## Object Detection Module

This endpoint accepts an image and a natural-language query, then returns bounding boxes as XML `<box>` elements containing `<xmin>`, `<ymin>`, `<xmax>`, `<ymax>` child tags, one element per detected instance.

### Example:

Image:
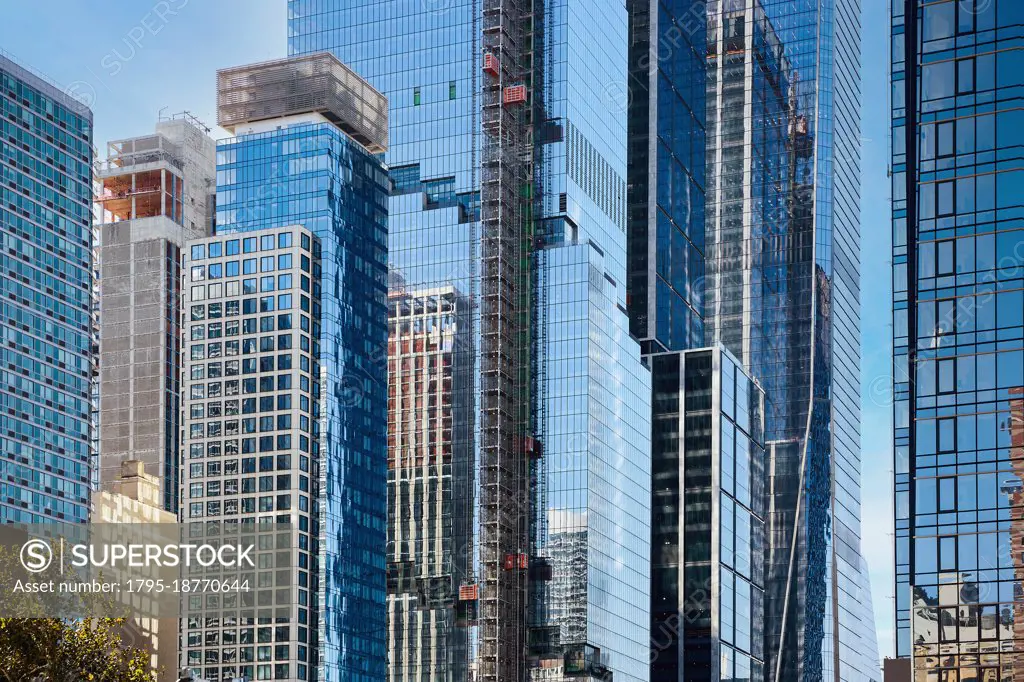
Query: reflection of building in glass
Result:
<box><xmin>647</xmin><ymin>347</ymin><xmax>766</xmax><ymax>682</ymax></box>
<box><xmin>290</xmin><ymin>2</ymin><xmax>653</xmax><ymax>682</ymax></box>
<box><xmin>386</xmin><ymin>286</ymin><xmax>473</xmax><ymax>682</ymax></box>
<box><xmin>529</xmin><ymin>243</ymin><xmax>653</xmax><ymax>682</ymax></box>
<box><xmin>705</xmin><ymin>0</ymin><xmax>789</xmax><ymax>418</ymax></box>
<box><xmin>701</xmin><ymin>0</ymin><xmax>872</xmax><ymax>678</ymax></box>
<box><xmin>892</xmin><ymin>0</ymin><xmax>1024</xmax><ymax>678</ymax></box>
<box><xmin>0</xmin><ymin>53</ymin><xmax>94</xmax><ymax>523</ymax></box>
<box><xmin>626</xmin><ymin>0</ymin><xmax>708</xmax><ymax>354</ymax></box>
<box><xmin>209</xmin><ymin>52</ymin><xmax>391</xmax><ymax>682</ymax></box>
<box><xmin>95</xmin><ymin>114</ymin><xmax>215</xmax><ymax>511</ymax></box>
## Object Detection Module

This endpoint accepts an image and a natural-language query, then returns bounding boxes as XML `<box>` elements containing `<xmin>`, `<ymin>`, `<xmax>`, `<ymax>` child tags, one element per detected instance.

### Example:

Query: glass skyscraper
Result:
<box><xmin>892</xmin><ymin>0</ymin><xmax>1024</xmax><ymax>678</ymax></box>
<box><xmin>647</xmin><ymin>347</ymin><xmax>767</xmax><ymax>682</ymax></box>
<box><xmin>0</xmin><ymin>52</ymin><xmax>94</xmax><ymax>523</ymax></box>
<box><xmin>213</xmin><ymin>53</ymin><xmax>390</xmax><ymax>682</ymax></box>
<box><xmin>289</xmin><ymin>1</ymin><xmax>653</xmax><ymax>681</ymax></box>
<box><xmin>627</xmin><ymin>0</ymin><xmax>874</xmax><ymax>678</ymax></box>
<box><xmin>626</xmin><ymin>0</ymin><xmax>708</xmax><ymax>355</ymax></box>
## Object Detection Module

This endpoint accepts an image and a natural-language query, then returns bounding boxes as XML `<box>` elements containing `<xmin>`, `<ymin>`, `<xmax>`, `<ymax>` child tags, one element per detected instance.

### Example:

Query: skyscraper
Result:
<box><xmin>647</xmin><ymin>347</ymin><xmax>767</xmax><ymax>682</ymax></box>
<box><xmin>892</xmin><ymin>0</ymin><xmax>1024</xmax><ymax>677</ymax></box>
<box><xmin>212</xmin><ymin>53</ymin><xmax>390</xmax><ymax>682</ymax></box>
<box><xmin>626</xmin><ymin>0</ymin><xmax>708</xmax><ymax>355</ymax></box>
<box><xmin>626</xmin><ymin>0</ymin><xmax>873</xmax><ymax>678</ymax></box>
<box><xmin>0</xmin><ymin>52</ymin><xmax>94</xmax><ymax>523</ymax></box>
<box><xmin>181</xmin><ymin>225</ymin><xmax>322</xmax><ymax>682</ymax></box>
<box><xmin>95</xmin><ymin>113</ymin><xmax>216</xmax><ymax>512</ymax></box>
<box><xmin>697</xmin><ymin>0</ymin><xmax>871</xmax><ymax>679</ymax></box>
<box><xmin>288</xmin><ymin>1</ymin><xmax>653</xmax><ymax>681</ymax></box>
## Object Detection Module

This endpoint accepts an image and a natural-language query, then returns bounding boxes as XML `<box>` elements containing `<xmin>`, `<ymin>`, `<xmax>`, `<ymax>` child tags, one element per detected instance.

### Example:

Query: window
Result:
<box><xmin>414</xmin><ymin>87</ymin><xmax>421</xmax><ymax>106</ymax></box>
<box><xmin>936</xmin><ymin>181</ymin><xmax>954</xmax><ymax>216</ymax></box>
<box><xmin>923</xmin><ymin>2</ymin><xmax>954</xmax><ymax>41</ymax></box>
<box><xmin>957</xmin><ymin>58</ymin><xmax>974</xmax><ymax>94</ymax></box>
<box><xmin>923</xmin><ymin>61</ymin><xmax>955</xmax><ymax>101</ymax></box>
<box><xmin>449</xmin><ymin>81</ymin><xmax>457</xmax><ymax>100</ymax></box>
<box><xmin>191</xmin><ymin>245</ymin><xmax>206</xmax><ymax>261</ymax></box>
<box><xmin>937</xmin><ymin>240</ymin><xmax>953</xmax><ymax>274</ymax></box>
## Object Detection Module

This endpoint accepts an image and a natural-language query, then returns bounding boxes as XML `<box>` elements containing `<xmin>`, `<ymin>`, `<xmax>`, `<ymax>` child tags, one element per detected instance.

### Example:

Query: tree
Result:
<box><xmin>0</xmin><ymin>617</ymin><xmax>155</xmax><ymax>682</ymax></box>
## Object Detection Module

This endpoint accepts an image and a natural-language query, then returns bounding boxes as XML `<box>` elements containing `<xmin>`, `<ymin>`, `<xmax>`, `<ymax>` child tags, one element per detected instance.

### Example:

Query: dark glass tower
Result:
<box><xmin>629</xmin><ymin>0</ymin><xmax>874</xmax><ymax>678</ymax></box>
<box><xmin>626</xmin><ymin>0</ymin><xmax>708</xmax><ymax>355</ymax></box>
<box><xmin>648</xmin><ymin>347</ymin><xmax>767</xmax><ymax>682</ymax></box>
<box><xmin>0</xmin><ymin>52</ymin><xmax>94</xmax><ymax>523</ymax></box>
<box><xmin>892</xmin><ymin>0</ymin><xmax>1024</xmax><ymax>677</ymax></box>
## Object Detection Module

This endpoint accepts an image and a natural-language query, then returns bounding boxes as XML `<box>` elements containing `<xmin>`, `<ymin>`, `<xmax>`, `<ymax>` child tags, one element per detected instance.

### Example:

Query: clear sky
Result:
<box><xmin>0</xmin><ymin>0</ymin><xmax>897</xmax><ymax>662</ymax></box>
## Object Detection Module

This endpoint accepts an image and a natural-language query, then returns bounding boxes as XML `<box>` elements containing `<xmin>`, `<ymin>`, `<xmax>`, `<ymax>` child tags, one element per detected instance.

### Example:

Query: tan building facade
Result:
<box><xmin>92</xmin><ymin>459</ymin><xmax>179</xmax><ymax>682</ymax></box>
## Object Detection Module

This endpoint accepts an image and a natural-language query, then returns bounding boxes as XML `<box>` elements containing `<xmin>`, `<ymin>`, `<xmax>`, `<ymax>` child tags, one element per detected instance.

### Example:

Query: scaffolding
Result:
<box><xmin>94</xmin><ymin>134</ymin><xmax>185</xmax><ymax>224</ymax></box>
<box><xmin>216</xmin><ymin>52</ymin><xmax>388</xmax><ymax>154</ymax></box>
<box><xmin>479</xmin><ymin>0</ymin><xmax>531</xmax><ymax>678</ymax></box>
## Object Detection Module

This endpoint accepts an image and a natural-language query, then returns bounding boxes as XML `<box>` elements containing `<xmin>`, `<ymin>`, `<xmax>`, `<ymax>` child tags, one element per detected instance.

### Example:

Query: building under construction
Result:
<box><xmin>289</xmin><ymin>1</ymin><xmax>653</xmax><ymax>680</ymax></box>
<box><xmin>94</xmin><ymin>113</ymin><xmax>215</xmax><ymax>512</ymax></box>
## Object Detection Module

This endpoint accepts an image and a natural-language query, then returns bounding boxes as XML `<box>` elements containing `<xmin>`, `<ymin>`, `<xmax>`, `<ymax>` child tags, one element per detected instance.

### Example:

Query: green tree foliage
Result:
<box><xmin>0</xmin><ymin>617</ymin><xmax>155</xmax><ymax>682</ymax></box>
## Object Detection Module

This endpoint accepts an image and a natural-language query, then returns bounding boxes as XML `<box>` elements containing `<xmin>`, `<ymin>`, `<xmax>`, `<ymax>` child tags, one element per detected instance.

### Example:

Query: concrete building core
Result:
<box><xmin>95</xmin><ymin>113</ymin><xmax>216</xmax><ymax>511</ymax></box>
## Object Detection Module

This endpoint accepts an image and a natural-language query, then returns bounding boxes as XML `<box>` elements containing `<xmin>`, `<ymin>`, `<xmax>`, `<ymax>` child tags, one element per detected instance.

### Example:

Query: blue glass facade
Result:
<box><xmin>627</xmin><ymin>0</ymin><xmax>708</xmax><ymax>354</ymax></box>
<box><xmin>0</xmin><ymin>53</ymin><xmax>93</xmax><ymax>523</ymax></box>
<box><xmin>891</xmin><ymin>0</ymin><xmax>1024</xmax><ymax>677</ymax></box>
<box><xmin>698</xmin><ymin>0</ymin><xmax>872</xmax><ymax>680</ymax></box>
<box><xmin>531</xmin><ymin>243</ymin><xmax>652</xmax><ymax>682</ymax></box>
<box><xmin>215</xmin><ymin>122</ymin><xmax>389</xmax><ymax>682</ymax></box>
<box><xmin>289</xmin><ymin>2</ymin><xmax>653</xmax><ymax>681</ymax></box>
<box><xmin>290</xmin><ymin>4</ymin><xmax>491</xmax><ymax>680</ymax></box>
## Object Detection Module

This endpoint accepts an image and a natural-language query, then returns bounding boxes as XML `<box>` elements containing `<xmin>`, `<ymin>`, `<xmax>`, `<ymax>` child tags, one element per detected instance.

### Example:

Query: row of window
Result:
<box><xmin>190</xmin><ymin>232</ymin><xmax>306</xmax><ymax>261</ymax></box>
<box><xmin>188</xmin><ymin>495</ymin><xmax>302</xmax><ymax>517</ymax></box>
<box><xmin>189</xmin><ymin>474</ymin><xmax>302</xmax><ymax>498</ymax></box>
<box><xmin>190</xmin><ymin>393</ymin><xmax>306</xmax><ymax>417</ymax></box>
<box><xmin>188</xmin><ymin>416</ymin><xmax>298</xmax><ymax>440</ymax></box>
<box><xmin>187</xmin><ymin>454</ymin><xmax>306</xmax><ymax>477</ymax></box>
<box><xmin>191</xmin><ymin>254</ymin><xmax>297</xmax><ymax>282</ymax></box>
<box><xmin>191</xmin><ymin>277</ymin><xmax>314</xmax><ymax>303</ymax></box>
<box><xmin>187</xmin><ymin>372</ymin><xmax>312</xmax><ymax>399</ymax></box>
<box><xmin>189</xmin><ymin>332</ymin><xmax>311</xmax><ymax>361</ymax></box>
<box><xmin>191</xmin><ymin>312</ymin><xmax>297</xmax><ymax>342</ymax></box>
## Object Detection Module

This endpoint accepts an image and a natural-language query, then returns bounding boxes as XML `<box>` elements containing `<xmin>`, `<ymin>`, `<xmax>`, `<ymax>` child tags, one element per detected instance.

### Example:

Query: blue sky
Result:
<box><xmin>0</xmin><ymin>0</ymin><xmax>896</xmax><ymax>661</ymax></box>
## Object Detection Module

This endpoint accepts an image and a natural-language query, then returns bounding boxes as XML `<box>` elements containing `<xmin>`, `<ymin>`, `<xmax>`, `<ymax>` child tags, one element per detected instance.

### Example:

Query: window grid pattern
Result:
<box><xmin>892</xmin><ymin>0</ymin><xmax>1024</xmax><ymax>677</ymax></box>
<box><xmin>216</xmin><ymin>121</ymin><xmax>390</xmax><ymax>682</ymax></box>
<box><xmin>0</xmin><ymin>54</ymin><xmax>93</xmax><ymax>523</ymax></box>
<box><xmin>182</xmin><ymin>227</ymin><xmax>321</xmax><ymax>682</ymax></box>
